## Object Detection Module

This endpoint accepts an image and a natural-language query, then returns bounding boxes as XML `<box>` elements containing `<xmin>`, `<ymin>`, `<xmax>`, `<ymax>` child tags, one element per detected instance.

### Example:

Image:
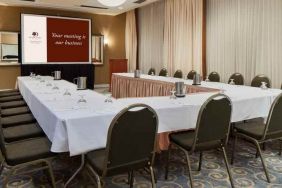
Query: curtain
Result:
<box><xmin>125</xmin><ymin>10</ymin><xmax>137</xmax><ymax>72</ymax></box>
<box><xmin>138</xmin><ymin>1</ymin><xmax>165</xmax><ymax>74</ymax></box>
<box><xmin>207</xmin><ymin>0</ymin><xmax>282</xmax><ymax>88</ymax></box>
<box><xmin>164</xmin><ymin>0</ymin><xmax>203</xmax><ymax>76</ymax></box>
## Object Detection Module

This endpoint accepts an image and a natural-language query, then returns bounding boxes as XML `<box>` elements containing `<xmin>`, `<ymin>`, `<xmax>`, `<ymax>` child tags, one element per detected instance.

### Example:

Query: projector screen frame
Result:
<box><xmin>21</xmin><ymin>13</ymin><xmax>92</xmax><ymax>65</ymax></box>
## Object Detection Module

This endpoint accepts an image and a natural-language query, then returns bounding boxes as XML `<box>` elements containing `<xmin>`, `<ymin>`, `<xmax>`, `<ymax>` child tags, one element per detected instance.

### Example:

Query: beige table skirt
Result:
<box><xmin>111</xmin><ymin>74</ymin><xmax>218</xmax><ymax>150</ymax></box>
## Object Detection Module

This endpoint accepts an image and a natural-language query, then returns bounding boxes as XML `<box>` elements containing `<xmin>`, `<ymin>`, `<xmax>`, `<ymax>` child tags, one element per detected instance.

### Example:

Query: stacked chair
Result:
<box><xmin>0</xmin><ymin>89</ymin><xmax>56</xmax><ymax>187</ymax></box>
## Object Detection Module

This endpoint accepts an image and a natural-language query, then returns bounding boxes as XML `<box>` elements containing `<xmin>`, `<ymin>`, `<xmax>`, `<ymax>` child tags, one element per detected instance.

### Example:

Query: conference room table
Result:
<box><xmin>18</xmin><ymin>75</ymin><xmax>282</xmax><ymax>157</ymax></box>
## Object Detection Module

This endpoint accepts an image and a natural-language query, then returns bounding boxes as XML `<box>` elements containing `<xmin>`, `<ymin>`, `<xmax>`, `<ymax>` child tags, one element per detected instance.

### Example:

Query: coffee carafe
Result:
<box><xmin>134</xmin><ymin>70</ymin><xmax>141</xmax><ymax>78</ymax></box>
<box><xmin>192</xmin><ymin>73</ymin><xmax>201</xmax><ymax>85</ymax></box>
<box><xmin>52</xmin><ymin>71</ymin><xmax>61</xmax><ymax>80</ymax></box>
<box><xmin>175</xmin><ymin>82</ymin><xmax>186</xmax><ymax>97</ymax></box>
<box><xmin>73</xmin><ymin>77</ymin><xmax>87</xmax><ymax>90</ymax></box>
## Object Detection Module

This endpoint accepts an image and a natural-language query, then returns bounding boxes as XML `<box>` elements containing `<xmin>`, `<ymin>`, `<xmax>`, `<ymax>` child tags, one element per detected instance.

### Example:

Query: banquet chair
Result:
<box><xmin>1</xmin><ymin>113</ymin><xmax>36</xmax><ymax>128</ymax></box>
<box><xmin>187</xmin><ymin>70</ymin><xmax>197</xmax><ymax>80</ymax></box>
<box><xmin>165</xmin><ymin>94</ymin><xmax>234</xmax><ymax>188</ymax></box>
<box><xmin>0</xmin><ymin>106</ymin><xmax>30</xmax><ymax>117</ymax></box>
<box><xmin>85</xmin><ymin>104</ymin><xmax>158</xmax><ymax>188</ymax></box>
<box><xmin>228</xmin><ymin>73</ymin><xmax>244</xmax><ymax>85</ymax></box>
<box><xmin>0</xmin><ymin>107</ymin><xmax>44</xmax><ymax>142</ymax></box>
<box><xmin>0</xmin><ymin>91</ymin><xmax>21</xmax><ymax>98</ymax></box>
<box><xmin>0</xmin><ymin>95</ymin><xmax>23</xmax><ymax>103</ymax></box>
<box><xmin>231</xmin><ymin>93</ymin><xmax>282</xmax><ymax>183</ymax></box>
<box><xmin>0</xmin><ymin>124</ymin><xmax>56</xmax><ymax>187</ymax></box>
<box><xmin>0</xmin><ymin>89</ymin><xmax>19</xmax><ymax>95</ymax></box>
<box><xmin>173</xmin><ymin>70</ymin><xmax>183</xmax><ymax>78</ymax></box>
<box><xmin>159</xmin><ymin>68</ymin><xmax>168</xmax><ymax>77</ymax></box>
<box><xmin>251</xmin><ymin>74</ymin><xmax>271</xmax><ymax>88</ymax></box>
<box><xmin>0</xmin><ymin>100</ymin><xmax>27</xmax><ymax>109</ymax></box>
<box><xmin>148</xmin><ymin>68</ymin><xmax>156</xmax><ymax>75</ymax></box>
<box><xmin>208</xmin><ymin>72</ymin><xmax>220</xmax><ymax>82</ymax></box>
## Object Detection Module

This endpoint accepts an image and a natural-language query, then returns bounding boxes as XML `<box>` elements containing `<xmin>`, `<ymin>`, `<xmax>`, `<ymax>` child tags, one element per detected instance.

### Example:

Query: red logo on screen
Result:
<box><xmin>32</xmin><ymin>32</ymin><xmax>39</xmax><ymax>37</ymax></box>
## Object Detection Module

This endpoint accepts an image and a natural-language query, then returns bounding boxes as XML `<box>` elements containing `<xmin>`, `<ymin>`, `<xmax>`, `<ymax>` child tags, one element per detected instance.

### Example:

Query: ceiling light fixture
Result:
<box><xmin>97</xmin><ymin>0</ymin><xmax>127</xmax><ymax>7</ymax></box>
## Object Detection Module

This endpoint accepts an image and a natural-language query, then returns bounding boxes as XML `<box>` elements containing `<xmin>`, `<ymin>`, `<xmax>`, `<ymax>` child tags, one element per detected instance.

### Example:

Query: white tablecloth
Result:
<box><xmin>17</xmin><ymin>76</ymin><xmax>281</xmax><ymax>156</ymax></box>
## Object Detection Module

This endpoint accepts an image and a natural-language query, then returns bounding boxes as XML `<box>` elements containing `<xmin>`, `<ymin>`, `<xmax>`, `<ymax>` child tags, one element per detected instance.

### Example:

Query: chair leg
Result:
<box><xmin>198</xmin><ymin>152</ymin><xmax>203</xmax><ymax>171</ymax></box>
<box><xmin>45</xmin><ymin>160</ymin><xmax>56</xmax><ymax>188</ymax></box>
<box><xmin>262</xmin><ymin>143</ymin><xmax>266</xmax><ymax>151</ymax></box>
<box><xmin>183</xmin><ymin>150</ymin><xmax>194</xmax><ymax>188</ymax></box>
<box><xmin>165</xmin><ymin>145</ymin><xmax>171</xmax><ymax>180</ymax></box>
<box><xmin>129</xmin><ymin>170</ymin><xmax>134</xmax><ymax>188</ymax></box>
<box><xmin>127</xmin><ymin>171</ymin><xmax>131</xmax><ymax>184</ymax></box>
<box><xmin>222</xmin><ymin>146</ymin><xmax>235</xmax><ymax>188</ymax></box>
<box><xmin>86</xmin><ymin>164</ymin><xmax>102</xmax><ymax>188</ymax></box>
<box><xmin>254</xmin><ymin>141</ymin><xmax>271</xmax><ymax>183</ymax></box>
<box><xmin>149</xmin><ymin>166</ymin><xmax>156</xmax><ymax>188</ymax></box>
<box><xmin>231</xmin><ymin>134</ymin><xmax>237</xmax><ymax>165</ymax></box>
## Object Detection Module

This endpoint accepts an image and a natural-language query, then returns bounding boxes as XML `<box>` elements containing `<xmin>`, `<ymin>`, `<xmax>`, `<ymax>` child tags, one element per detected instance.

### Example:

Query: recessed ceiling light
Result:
<box><xmin>118</xmin><ymin>6</ymin><xmax>124</xmax><ymax>10</ymax></box>
<box><xmin>97</xmin><ymin>0</ymin><xmax>127</xmax><ymax>7</ymax></box>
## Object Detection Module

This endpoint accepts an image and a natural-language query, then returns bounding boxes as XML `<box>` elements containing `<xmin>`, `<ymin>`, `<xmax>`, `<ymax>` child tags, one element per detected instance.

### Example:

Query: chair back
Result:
<box><xmin>262</xmin><ymin>93</ymin><xmax>282</xmax><ymax>140</ymax></box>
<box><xmin>148</xmin><ymin>68</ymin><xmax>156</xmax><ymax>75</ymax></box>
<box><xmin>0</xmin><ymin>115</ymin><xmax>7</xmax><ymax>157</ymax></box>
<box><xmin>208</xmin><ymin>72</ymin><xmax>220</xmax><ymax>82</ymax></box>
<box><xmin>173</xmin><ymin>70</ymin><xmax>183</xmax><ymax>78</ymax></box>
<box><xmin>192</xmin><ymin>94</ymin><xmax>232</xmax><ymax>151</ymax></box>
<box><xmin>228</xmin><ymin>73</ymin><xmax>244</xmax><ymax>85</ymax></box>
<box><xmin>159</xmin><ymin>68</ymin><xmax>168</xmax><ymax>77</ymax></box>
<box><xmin>103</xmin><ymin>104</ymin><xmax>158</xmax><ymax>176</ymax></box>
<box><xmin>187</xmin><ymin>70</ymin><xmax>197</xmax><ymax>80</ymax></box>
<box><xmin>251</xmin><ymin>74</ymin><xmax>271</xmax><ymax>88</ymax></box>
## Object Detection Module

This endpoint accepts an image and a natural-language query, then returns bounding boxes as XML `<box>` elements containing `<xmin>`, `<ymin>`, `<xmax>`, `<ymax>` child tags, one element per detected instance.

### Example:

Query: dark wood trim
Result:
<box><xmin>135</xmin><ymin>8</ymin><xmax>139</xmax><ymax>69</ymax></box>
<box><xmin>202</xmin><ymin>0</ymin><xmax>207</xmax><ymax>77</ymax></box>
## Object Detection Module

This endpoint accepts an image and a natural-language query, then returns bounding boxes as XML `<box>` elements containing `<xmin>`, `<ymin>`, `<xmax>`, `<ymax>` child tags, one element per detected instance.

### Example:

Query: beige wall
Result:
<box><xmin>0</xmin><ymin>5</ymin><xmax>126</xmax><ymax>89</ymax></box>
<box><xmin>0</xmin><ymin>66</ymin><xmax>21</xmax><ymax>89</ymax></box>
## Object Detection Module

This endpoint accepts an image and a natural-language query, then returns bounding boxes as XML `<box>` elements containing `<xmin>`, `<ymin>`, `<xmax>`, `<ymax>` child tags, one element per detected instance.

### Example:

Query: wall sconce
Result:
<box><xmin>104</xmin><ymin>37</ymin><xmax>109</xmax><ymax>46</ymax></box>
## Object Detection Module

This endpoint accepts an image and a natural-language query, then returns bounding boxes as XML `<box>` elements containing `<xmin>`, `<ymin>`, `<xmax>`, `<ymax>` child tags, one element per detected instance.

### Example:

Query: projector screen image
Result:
<box><xmin>21</xmin><ymin>14</ymin><xmax>91</xmax><ymax>64</ymax></box>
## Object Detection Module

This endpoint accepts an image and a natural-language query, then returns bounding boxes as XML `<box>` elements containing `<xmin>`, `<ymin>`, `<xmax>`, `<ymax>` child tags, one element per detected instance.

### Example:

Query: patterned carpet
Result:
<box><xmin>1</xmin><ymin>139</ymin><xmax>282</xmax><ymax>188</ymax></box>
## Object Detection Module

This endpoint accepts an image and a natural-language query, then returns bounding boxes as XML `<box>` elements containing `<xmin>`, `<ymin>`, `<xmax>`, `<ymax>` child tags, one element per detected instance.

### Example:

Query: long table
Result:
<box><xmin>111</xmin><ymin>73</ymin><xmax>218</xmax><ymax>98</ymax></box>
<box><xmin>18</xmin><ymin>76</ymin><xmax>281</xmax><ymax>156</ymax></box>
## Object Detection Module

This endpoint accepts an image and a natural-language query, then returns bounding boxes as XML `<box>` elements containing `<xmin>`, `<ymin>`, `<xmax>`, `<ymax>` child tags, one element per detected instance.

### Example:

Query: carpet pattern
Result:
<box><xmin>1</xmin><ymin>139</ymin><xmax>282</xmax><ymax>188</ymax></box>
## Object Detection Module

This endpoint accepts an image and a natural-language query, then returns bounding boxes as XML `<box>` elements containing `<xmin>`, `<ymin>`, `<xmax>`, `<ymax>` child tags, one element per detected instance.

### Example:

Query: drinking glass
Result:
<box><xmin>183</xmin><ymin>86</ymin><xmax>187</xmax><ymax>95</ymax></box>
<box><xmin>40</xmin><ymin>77</ymin><xmax>45</xmax><ymax>83</ymax></box>
<box><xmin>170</xmin><ymin>90</ymin><xmax>176</xmax><ymax>99</ymax></box>
<box><xmin>104</xmin><ymin>94</ymin><xmax>113</xmax><ymax>103</ymax></box>
<box><xmin>229</xmin><ymin>79</ymin><xmax>235</xmax><ymax>85</ymax></box>
<box><xmin>205</xmin><ymin>76</ymin><xmax>209</xmax><ymax>82</ymax></box>
<box><xmin>77</xmin><ymin>95</ymin><xmax>87</xmax><ymax>103</ymax></box>
<box><xmin>260</xmin><ymin>82</ymin><xmax>268</xmax><ymax>90</ymax></box>
<box><xmin>46</xmin><ymin>82</ymin><xmax>52</xmax><ymax>87</ymax></box>
<box><xmin>52</xmin><ymin>83</ymin><xmax>59</xmax><ymax>90</ymax></box>
<box><xmin>63</xmin><ymin>89</ymin><xmax>71</xmax><ymax>96</ymax></box>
